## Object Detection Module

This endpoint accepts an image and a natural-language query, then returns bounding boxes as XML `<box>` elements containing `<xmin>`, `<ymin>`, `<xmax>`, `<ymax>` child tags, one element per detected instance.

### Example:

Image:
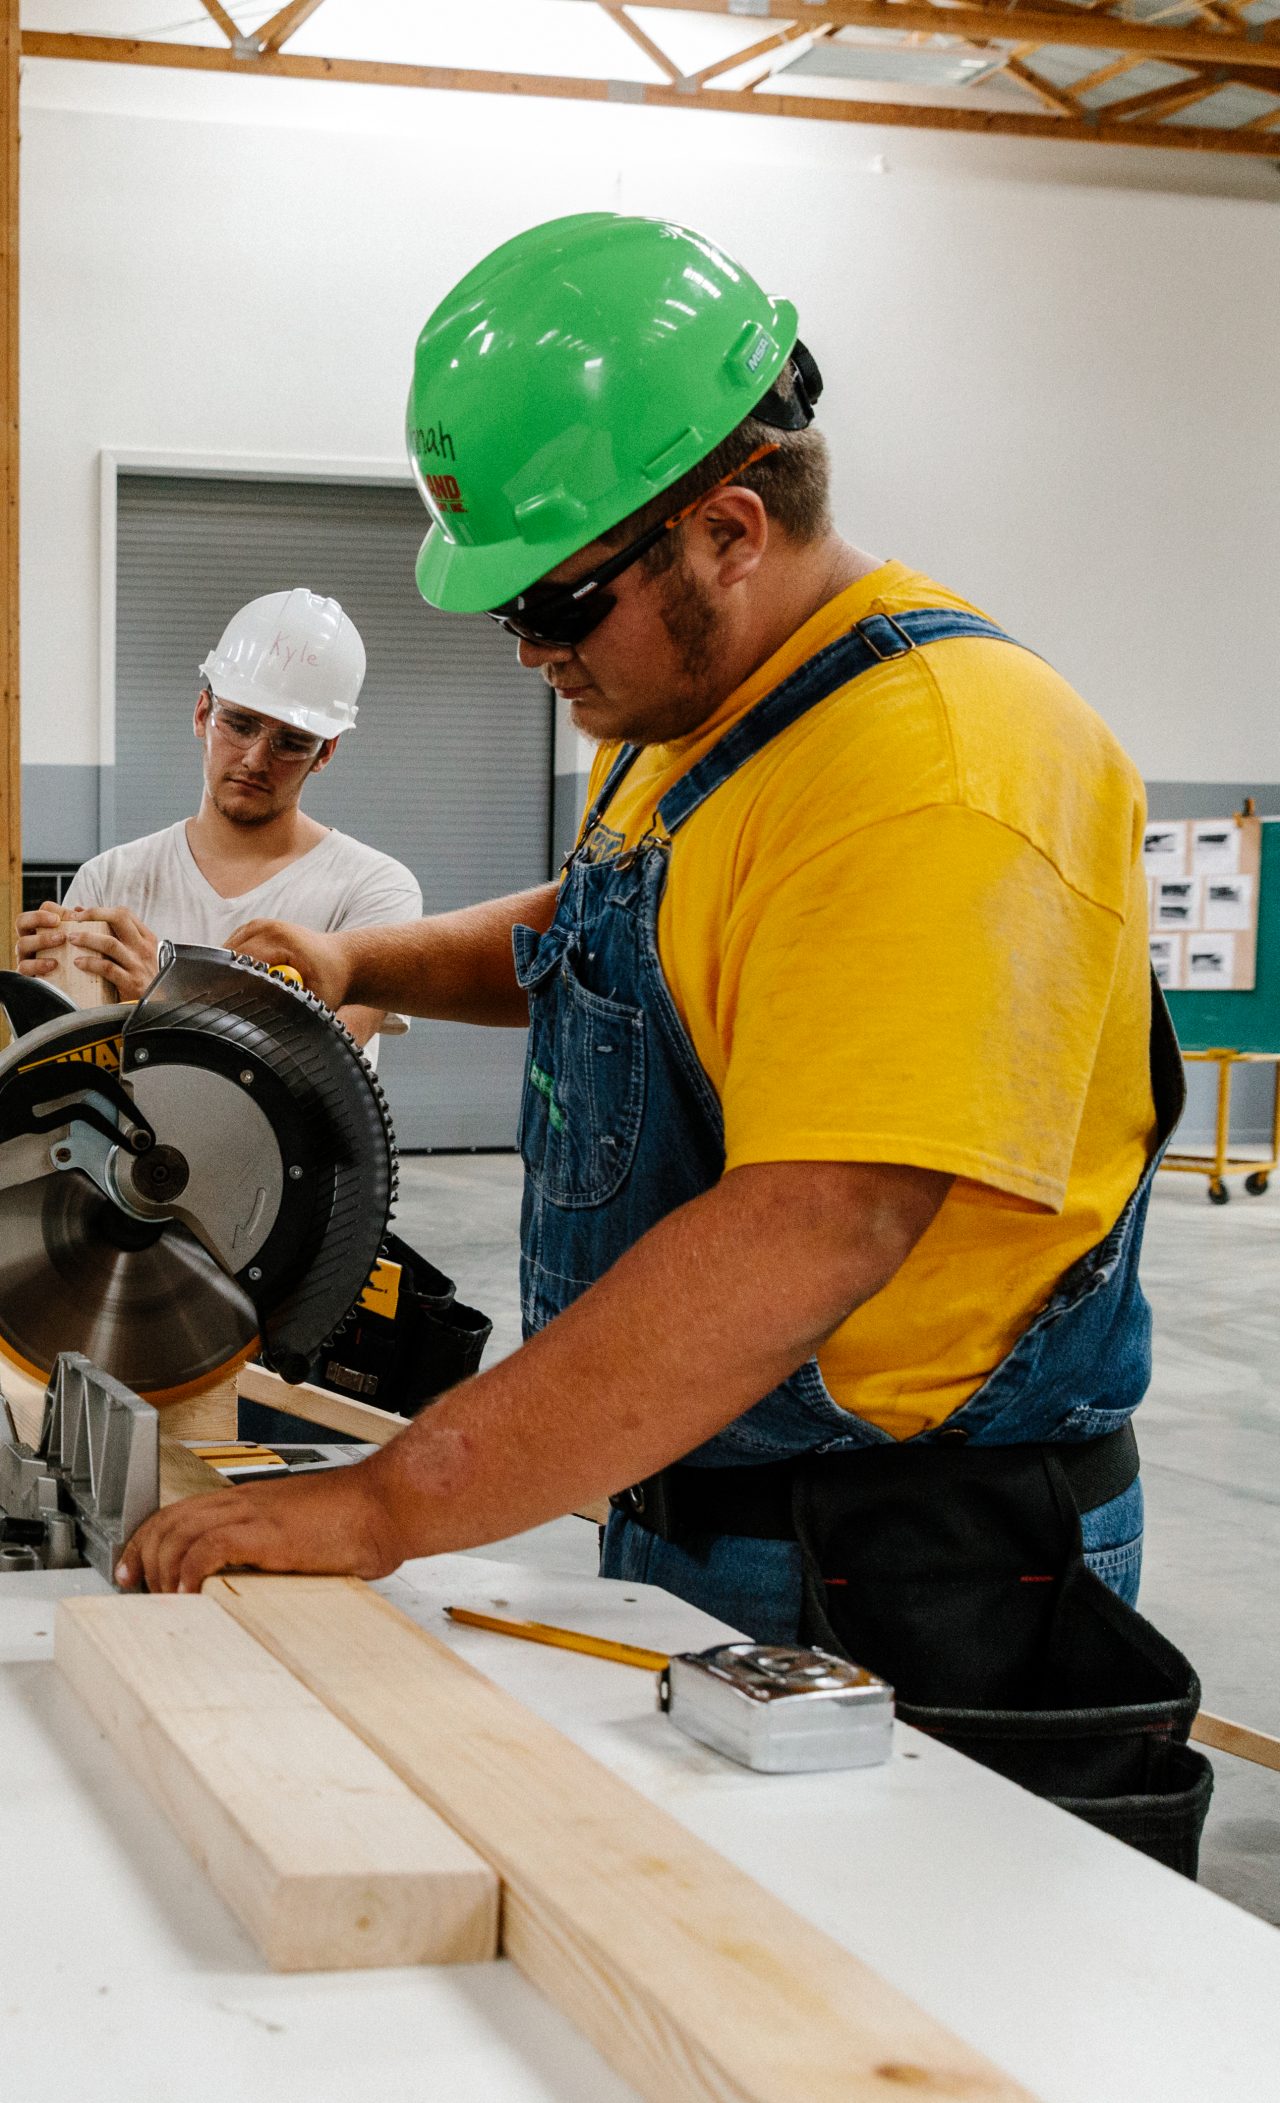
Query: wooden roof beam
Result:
<box><xmin>734</xmin><ymin>21</ymin><xmax>838</xmax><ymax>91</ymax></box>
<box><xmin>1000</xmin><ymin>55</ymin><xmax>1082</xmax><ymax>116</ymax></box>
<box><xmin>21</xmin><ymin>33</ymin><xmax>1280</xmax><ymax>157</ymax></box>
<box><xmin>685</xmin><ymin>23</ymin><xmax>820</xmax><ymax>90</ymax></box>
<box><xmin>595</xmin><ymin>3</ymin><xmax>681</xmax><ymax>83</ymax></box>
<box><xmin>1102</xmin><ymin>70</ymin><xmax>1228</xmax><ymax>118</ymax></box>
<box><xmin>1065</xmin><ymin>53</ymin><xmax>1149</xmax><ymax>95</ymax></box>
<box><xmin>255</xmin><ymin>1</ymin><xmax>328</xmax><ymax>58</ymax></box>
<box><xmin>198</xmin><ymin>0</ymin><xmax>243</xmax><ymax>45</ymax></box>
<box><xmin>613</xmin><ymin>0</ymin><xmax>1280</xmax><ymax>71</ymax></box>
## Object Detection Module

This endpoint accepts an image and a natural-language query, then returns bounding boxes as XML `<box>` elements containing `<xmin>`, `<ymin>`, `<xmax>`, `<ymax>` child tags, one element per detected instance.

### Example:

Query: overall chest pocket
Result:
<box><xmin>518</xmin><ymin>952</ymin><xmax>646</xmax><ymax>1209</ymax></box>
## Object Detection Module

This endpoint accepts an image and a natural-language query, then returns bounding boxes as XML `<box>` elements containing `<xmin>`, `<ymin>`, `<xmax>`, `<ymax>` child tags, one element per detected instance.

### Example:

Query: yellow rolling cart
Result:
<box><xmin>1162</xmin><ymin>813</ymin><xmax>1280</xmax><ymax>1204</ymax></box>
<box><xmin>1161</xmin><ymin>1049</ymin><xmax>1280</xmax><ymax>1205</ymax></box>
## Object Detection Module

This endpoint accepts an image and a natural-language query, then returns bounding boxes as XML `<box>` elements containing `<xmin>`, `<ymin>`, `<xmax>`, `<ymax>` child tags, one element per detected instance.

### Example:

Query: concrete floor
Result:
<box><xmin>395</xmin><ymin>1153</ymin><xmax>1279</xmax><ymax>1924</ymax></box>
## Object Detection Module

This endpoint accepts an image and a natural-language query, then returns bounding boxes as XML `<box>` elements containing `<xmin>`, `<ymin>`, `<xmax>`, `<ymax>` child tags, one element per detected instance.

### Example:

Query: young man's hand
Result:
<box><xmin>16</xmin><ymin>904</ymin><xmax>72</xmax><ymax>978</ymax></box>
<box><xmin>60</xmin><ymin>906</ymin><xmax>161</xmax><ymax>1002</ymax></box>
<box><xmin>117</xmin><ymin>1459</ymin><xmax>404</xmax><ymax>1595</ymax></box>
<box><xmin>228</xmin><ymin>919</ymin><xmax>355</xmax><ymax>1013</ymax></box>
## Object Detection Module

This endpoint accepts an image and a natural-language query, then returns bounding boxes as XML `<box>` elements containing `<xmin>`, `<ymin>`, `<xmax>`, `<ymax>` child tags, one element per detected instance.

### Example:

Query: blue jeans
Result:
<box><xmin>1079</xmin><ymin>1477</ymin><xmax>1144</xmax><ymax>1608</ymax></box>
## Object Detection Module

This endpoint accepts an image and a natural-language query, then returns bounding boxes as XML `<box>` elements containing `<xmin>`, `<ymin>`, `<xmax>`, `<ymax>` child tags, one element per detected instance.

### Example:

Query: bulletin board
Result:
<box><xmin>1160</xmin><ymin>818</ymin><xmax>1280</xmax><ymax>1054</ymax></box>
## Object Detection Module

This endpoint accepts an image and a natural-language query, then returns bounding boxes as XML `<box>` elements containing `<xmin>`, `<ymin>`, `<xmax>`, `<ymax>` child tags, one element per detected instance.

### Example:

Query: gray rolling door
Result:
<box><xmin>114</xmin><ymin>473</ymin><xmax>551</xmax><ymax>1148</ymax></box>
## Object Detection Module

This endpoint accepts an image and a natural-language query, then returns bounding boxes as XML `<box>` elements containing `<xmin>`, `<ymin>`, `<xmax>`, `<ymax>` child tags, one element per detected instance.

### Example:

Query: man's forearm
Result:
<box><xmin>117</xmin><ymin>1157</ymin><xmax>950</xmax><ymax>1593</ymax></box>
<box><xmin>342</xmin><ymin>883</ymin><xmax>558</xmax><ymax>1026</ymax></box>
<box><xmin>365</xmin><ymin>1158</ymin><xmax>949</xmax><ymax>1560</ymax></box>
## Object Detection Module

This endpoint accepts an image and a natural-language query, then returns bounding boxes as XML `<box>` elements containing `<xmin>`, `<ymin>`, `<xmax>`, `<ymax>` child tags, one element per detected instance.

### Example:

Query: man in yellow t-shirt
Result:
<box><xmin>120</xmin><ymin>218</ymin><xmax>1183</xmax><ymax>1735</ymax></box>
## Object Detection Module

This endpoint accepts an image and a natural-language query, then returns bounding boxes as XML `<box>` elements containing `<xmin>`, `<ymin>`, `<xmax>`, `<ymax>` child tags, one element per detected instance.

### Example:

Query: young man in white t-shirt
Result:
<box><xmin>17</xmin><ymin>588</ymin><xmax>422</xmax><ymax>1049</ymax></box>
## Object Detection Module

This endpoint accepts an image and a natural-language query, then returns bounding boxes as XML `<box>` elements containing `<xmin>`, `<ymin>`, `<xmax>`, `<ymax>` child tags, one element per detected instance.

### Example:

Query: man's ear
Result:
<box><xmin>309</xmin><ymin>737</ymin><xmax>339</xmax><ymax>776</ymax></box>
<box><xmin>194</xmin><ymin>689</ymin><xmax>211</xmax><ymax>741</ymax></box>
<box><xmin>691</xmin><ymin>485</ymin><xmax>769</xmax><ymax>588</ymax></box>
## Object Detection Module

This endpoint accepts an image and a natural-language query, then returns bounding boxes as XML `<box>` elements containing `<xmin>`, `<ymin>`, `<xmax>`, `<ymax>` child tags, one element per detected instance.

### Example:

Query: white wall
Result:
<box><xmin>18</xmin><ymin>58</ymin><xmax>1280</xmax><ymax>781</ymax></box>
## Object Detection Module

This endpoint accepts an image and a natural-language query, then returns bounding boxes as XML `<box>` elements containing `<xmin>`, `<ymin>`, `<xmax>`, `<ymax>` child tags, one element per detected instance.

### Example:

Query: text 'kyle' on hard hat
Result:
<box><xmin>199</xmin><ymin>588</ymin><xmax>366</xmax><ymax>740</ymax></box>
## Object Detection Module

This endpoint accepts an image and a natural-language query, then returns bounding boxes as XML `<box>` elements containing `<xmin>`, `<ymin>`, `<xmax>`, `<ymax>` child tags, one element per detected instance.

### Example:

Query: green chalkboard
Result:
<box><xmin>1166</xmin><ymin>821</ymin><xmax>1280</xmax><ymax>1053</ymax></box>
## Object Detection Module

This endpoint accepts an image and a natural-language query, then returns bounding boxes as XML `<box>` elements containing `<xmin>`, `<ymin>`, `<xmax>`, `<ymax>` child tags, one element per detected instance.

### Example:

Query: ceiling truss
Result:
<box><xmin>22</xmin><ymin>0</ymin><xmax>1280</xmax><ymax>159</ymax></box>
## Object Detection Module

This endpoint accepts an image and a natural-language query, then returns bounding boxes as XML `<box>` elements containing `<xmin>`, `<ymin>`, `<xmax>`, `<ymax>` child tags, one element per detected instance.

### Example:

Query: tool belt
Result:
<box><xmin>611</xmin><ymin>1424</ymin><xmax>1213</xmax><ymax>1877</ymax></box>
<box><xmin>314</xmin><ymin>1231</ymin><xmax>492</xmax><ymax>1419</ymax></box>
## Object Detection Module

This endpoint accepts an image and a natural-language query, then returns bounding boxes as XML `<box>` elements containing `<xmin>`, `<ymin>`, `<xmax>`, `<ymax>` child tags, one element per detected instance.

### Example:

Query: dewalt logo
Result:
<box><xmin>18</xmin><ymin>1035</ymin><xmax>123</xmax><ymax>1076</ymax></box>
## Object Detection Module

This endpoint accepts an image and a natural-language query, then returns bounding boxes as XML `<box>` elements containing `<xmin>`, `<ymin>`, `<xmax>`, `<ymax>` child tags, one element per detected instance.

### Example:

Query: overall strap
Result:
<box><xmin>573</xmin><ymin>742</ymin><xmax>644</xmax><ymax>854</ymax></box>
<box><xmin>659</xmin><ymin>610</ymin><xmax>1024</xmax><ymax>837</ymax></box>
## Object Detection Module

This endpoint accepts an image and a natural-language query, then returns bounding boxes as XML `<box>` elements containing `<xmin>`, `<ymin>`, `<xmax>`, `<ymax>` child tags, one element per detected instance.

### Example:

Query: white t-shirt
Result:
<box><xmin>64</xmin><ymin>822</ymin><xmax>422</xmax><ymax>1042</ymax></box>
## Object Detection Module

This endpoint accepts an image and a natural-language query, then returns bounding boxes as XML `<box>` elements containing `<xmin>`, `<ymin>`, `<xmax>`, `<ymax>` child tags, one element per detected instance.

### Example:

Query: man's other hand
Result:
<box><xmin>117</xmin><ymin>1461</ymin><xmax>403</xmax><ymax>1596</ymax></box>
<box><xmin>228</xmin><ymin>918</ymin><xmax>355</xmax><ymax>1013</ymax></box>
<box><xmin>16</xmin><ymin>903</ymin><xmax>70</xmax><ymax>978</ymax></box>
<box><xmin>63</xmin><ymin>906</ymin><xmax>160</xmax><ymax>1002</ymax></box>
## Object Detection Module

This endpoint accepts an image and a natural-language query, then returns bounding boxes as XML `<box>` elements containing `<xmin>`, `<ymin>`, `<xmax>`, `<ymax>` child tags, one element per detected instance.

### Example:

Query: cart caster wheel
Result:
<box><xmin>1208</xmin><ymin>1180</ymin><xmax>1230</xmax><ymax>1205</ymax></box>
<box><xmin>1245</xmin><ymin>1172</ymin><xmax>1270</xmax><ymax>1197</ymax></box>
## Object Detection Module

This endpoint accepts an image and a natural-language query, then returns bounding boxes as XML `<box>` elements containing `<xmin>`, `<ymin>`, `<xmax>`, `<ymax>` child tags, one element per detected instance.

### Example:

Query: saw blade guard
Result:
<box><xmin>0</xmin><ymin>947</ymin><xmax>398</xmax><ymax>1398</ymax></box>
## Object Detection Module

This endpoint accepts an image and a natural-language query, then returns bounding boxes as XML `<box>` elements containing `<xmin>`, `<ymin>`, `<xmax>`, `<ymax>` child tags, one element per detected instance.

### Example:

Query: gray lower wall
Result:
<box><xmin>21</xmin><ymin>764</ymin><xmax>105</xmax><ymax>863</ymax></box>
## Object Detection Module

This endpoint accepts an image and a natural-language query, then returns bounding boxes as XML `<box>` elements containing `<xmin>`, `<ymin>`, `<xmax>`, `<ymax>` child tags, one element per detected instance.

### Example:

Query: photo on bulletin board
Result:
<box><xmin>1148</xmin><ymin>815</ymin><xmax>1260</xmax><ymax>993</ymax></box>
<box><xmin>1142</xmin><ymin>822</ymin><xmax>1188</xmax><ymax>879</ymax></box>
<box><xmin>1155</xmin><ymin>877</ymin><xmax>1199</xmax><ymax>929</ymax></box>
<box><xmin>1149</xmin><ymin>934</ymin><xmax>1182</xmax><ymax>990</ymax></box>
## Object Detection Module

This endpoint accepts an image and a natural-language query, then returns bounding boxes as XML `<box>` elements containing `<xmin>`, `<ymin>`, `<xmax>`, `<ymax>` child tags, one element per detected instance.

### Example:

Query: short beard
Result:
<box><xmin>210</xmin><ymin>784</ymin><xmax>286</xmax><ymax>827</ymax></box>
<box><xmin>656</xmin><ymin>555</ymin><xmax>720</xmax><ymax>691</ymax></box>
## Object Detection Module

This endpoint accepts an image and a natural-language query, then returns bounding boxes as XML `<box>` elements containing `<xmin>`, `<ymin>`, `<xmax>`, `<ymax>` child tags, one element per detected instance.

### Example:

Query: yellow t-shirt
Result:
<box><xmin>579</xmin><ymin>562</ymin><xmax>1157</xmax><ymax>1438</ymax></box>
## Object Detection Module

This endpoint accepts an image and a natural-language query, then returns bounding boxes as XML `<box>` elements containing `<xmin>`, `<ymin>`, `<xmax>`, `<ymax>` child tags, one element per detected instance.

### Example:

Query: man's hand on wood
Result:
<box><xmin>63</xmin><ymin>906</ymin><xmax>161</xmax><ymax>1001</ymax></box>
<box><xmin>117</xmin><ymin>1460</ymin><xmax>406</xmax><ymax>1595</ymax></box>
<box><xmin>16</xmin><ymin>903</ymin><xmax>71</xmax><ymax>978</ymax></box>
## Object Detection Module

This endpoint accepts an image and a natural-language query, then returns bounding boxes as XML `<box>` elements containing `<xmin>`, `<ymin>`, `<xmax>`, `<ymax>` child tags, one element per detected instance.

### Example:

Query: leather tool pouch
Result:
<box><xmin>792</xmin><ymin>1442</ymin><xmax>1213</xmax><ymax>1877</ymax></box>
<box><xmin>315</xmin><ymin>1231</ymin><xmax>492</xmax><ymax>1418</ymax></box>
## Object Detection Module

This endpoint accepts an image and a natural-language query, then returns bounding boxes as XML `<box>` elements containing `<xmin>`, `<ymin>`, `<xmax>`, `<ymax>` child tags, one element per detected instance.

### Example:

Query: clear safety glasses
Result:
<box><xmin>207</xmin><ymin>699</ymin><xmax>326</xmax><ymax>766</ymax></box>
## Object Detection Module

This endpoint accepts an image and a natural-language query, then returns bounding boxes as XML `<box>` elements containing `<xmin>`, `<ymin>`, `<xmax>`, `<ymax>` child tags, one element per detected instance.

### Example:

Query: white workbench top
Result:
<box><xmin>2</xmin><ymin>1554</ymin><xmax>1276</xmax><ymax>2103</ymax></box>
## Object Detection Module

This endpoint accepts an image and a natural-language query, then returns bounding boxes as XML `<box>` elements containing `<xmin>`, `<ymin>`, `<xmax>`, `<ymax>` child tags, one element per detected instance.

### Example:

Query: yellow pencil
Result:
<box><xmin>444</xmin><ymin>1605</ymin><xmax>669</xmax><ymax>1673</ymax></box>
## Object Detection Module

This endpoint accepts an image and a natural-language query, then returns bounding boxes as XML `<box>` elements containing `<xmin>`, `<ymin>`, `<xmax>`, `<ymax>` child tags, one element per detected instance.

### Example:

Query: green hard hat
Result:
<box><xmin>406</xmin><ymin>213</ymin><xmax>800</xmax><ymax>613</ymax></box>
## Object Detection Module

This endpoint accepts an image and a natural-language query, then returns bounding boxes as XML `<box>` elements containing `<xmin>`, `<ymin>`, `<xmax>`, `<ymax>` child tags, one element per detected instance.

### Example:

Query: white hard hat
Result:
<box><xmin>198</xmin><ymin>589</ymin><xmax>365</xmax><ymax>738</ymax></box>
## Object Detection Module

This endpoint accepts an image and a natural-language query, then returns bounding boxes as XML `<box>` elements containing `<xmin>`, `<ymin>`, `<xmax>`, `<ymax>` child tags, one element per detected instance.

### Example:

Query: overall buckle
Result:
<box><xmin>857</xmin><ymin>613</ymin><xmax>916</xmax><ymax>662</ymax></box>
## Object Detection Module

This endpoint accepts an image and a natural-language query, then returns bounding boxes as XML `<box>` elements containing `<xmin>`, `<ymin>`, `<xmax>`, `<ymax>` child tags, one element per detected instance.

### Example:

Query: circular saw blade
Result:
<box><xmin>0</xmin><ymin>944</ymin><xmax>398</xmax><ymax>1401</ymax></box>
<box><xmin>0</xmin><ymin>1169</ymin><xmax>258</xmax><ymax>1401</ymax></box>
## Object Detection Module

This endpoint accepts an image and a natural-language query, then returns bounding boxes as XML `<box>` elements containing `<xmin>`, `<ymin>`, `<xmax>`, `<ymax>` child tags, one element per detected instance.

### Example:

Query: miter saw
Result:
<box><xmin>0</xmin><ymin>941</ymin><xmax>398</xmax><ymax>1403</ymax></box>
<box><xmin>0</xmin><ymin>942</ymin><xmax>399</xmax><ymax>1580</ymax></box>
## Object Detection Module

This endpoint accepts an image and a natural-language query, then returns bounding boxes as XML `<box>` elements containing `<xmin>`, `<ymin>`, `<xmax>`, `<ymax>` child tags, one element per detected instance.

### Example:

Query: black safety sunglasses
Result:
<box><xmin>485</xmin><ymin>441</ymin><xmax>779</xmax><ymax>651</ymax></box>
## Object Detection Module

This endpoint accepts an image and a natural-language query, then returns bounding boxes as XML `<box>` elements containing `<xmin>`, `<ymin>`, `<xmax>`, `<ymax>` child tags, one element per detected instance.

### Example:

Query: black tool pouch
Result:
<box><xmin>315</xmin><ymin>1231</ymin><xmax>493</xmax><ymax>1419</ymax></box>
<box><xmin>792</xmin><ymin>1443</ymin><xmax>1213</xmax><ymax>1877</ymax></box>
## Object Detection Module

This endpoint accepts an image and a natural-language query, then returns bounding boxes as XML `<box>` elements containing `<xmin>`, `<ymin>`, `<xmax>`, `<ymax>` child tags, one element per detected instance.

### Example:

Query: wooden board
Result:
<box><xmin>236</xmin><ymin>1360</ymin><xmax>409</xmax><ymax>1445</ymax></box>
<box><xmin>158</xmin><ymin>1439</ymin><xmax>230</xmax><ymax>1506</ymax></box>
<box><xmin>208</xmin><ymin>1575</ymin><xmax>1035</xmax><ymax>2102</ymax></box>
<box><xmin>1192</xmin><ymin>1709</ymin><xmax>1280</xmax><ymax>1774</ymax></box>
<box><xmin>159</xmin><ymin>1370</ymin><xmax>239</xmax><ymax>1442</ymax></box>
<box><xmin>38</xmin><ymin>905</ymin><xmax>114</xmax><ymax>1006</ymax></box>
<box><xmin>56</xmin><ymin>1593</ymin><xmax>498</xmax><ymax>1972</ymax></box>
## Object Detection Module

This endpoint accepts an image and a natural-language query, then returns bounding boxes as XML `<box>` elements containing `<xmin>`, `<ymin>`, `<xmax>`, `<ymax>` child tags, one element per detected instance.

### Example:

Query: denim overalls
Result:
<box><xmin>514</xmin><ymin>610</ymin><xmax>1185</xmax><ymax>1645</ymax></box>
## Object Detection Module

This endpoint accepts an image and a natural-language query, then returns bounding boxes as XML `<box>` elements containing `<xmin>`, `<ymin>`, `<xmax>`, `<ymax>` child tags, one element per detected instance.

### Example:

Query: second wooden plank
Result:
<box><xmin>209</xmin><ymin>1574</ymin><xmax>1035</xmax><ymax>2102</ymax></box>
